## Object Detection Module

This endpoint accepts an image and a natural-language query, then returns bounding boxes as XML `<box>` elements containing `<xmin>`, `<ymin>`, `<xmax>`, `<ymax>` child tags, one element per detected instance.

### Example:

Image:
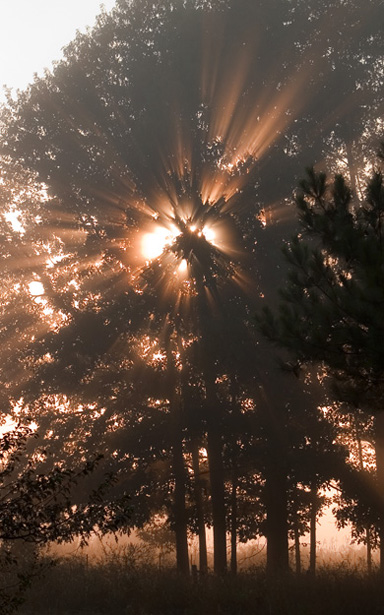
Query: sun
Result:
<box><xmin>141</xmin><ymin>216</ymin><xmax>219</xmax><ymax>263</ymax></box>
<box><xmin>141</xmin><ymin>224</ymin><xmax>181</xmax><ymax>261</ymax></box>
<box><xmin>133</xmin><ymin>193</ymin><xmax>243</xmax><ymax>309</ymax></box>
<box><xmin>29</xmin><ymin>281</ymin><xmax>45</xmax><ymax>296</ymax></box>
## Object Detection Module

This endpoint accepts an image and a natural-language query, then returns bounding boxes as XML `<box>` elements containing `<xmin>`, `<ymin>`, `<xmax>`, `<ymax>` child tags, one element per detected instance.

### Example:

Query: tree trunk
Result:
<box><xmin>166</xmin><ymin>329</ymin><xmax>189</xmax><ymax>576</ymax></box>
<box><xmin>257</xmin><ymin>372</ymin><xmax>289</xmax><ymax>578</ymax></box>
<box><xmin>293</xmin><ymin>502</ymin><xmax>301</xmax><ymax>577</ymax></box>
<box><xmin>172</xmin><ymin>415</ymin><xmax>190</xmax><ymax>576</ymax></box>
<box><xmin>366</xmin><ymin>526</ymin><xmax>372</xmax><ymax>574</ymax></box>
<box><xmin>190</xmin><ymin>438</ymin><xmax>208</xmax><ymax>575</ymax></box>
<box><xmin>265</xmin><ymin>457</ymin><xmax>289</xmax><ymax>577</ymax></box>
<box><xmin>309</xmin><ymin>480</ymin><xmax>317</xmax><ymax>577</ymax></box>
<box><xmin>293</xmin><ymin>517</ymin><xmax>301</xmax><ymax>576</ymax></box>
<box><xmin>196</xmin><ymin>286</ymin><xmax>227</xmax><ymax>576</ymax></box>
<box><xmin>206</xmin><ymin>422</ymin><xmax>227</xmax><ymax>575</ymax></box>
<box><xmin>355</xmin><ymin>415</ymin><xmax>372</xmax><ymax>574</ymax></box>
<box><xmin>374</xmin><ymin>411</ymin><xmax>384</xmax><ymax>574</ymax></box>
<box><xmin>230</xmin><ymin>467</ymin><xmax>238</xmax><ymax>575</ymax></box>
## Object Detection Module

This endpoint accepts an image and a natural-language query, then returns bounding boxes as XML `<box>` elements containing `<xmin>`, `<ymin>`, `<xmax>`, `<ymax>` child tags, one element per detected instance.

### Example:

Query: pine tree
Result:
<box><xmin>257</xmin><ymin>145</ymin><xmax>384</xmax><ymax>569</ymax></box>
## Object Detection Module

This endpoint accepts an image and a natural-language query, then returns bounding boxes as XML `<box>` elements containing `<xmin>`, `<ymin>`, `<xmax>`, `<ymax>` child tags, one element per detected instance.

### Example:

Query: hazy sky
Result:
<box><xmin>0</xmin><ymin>0</ymin><xmax>116</xmax><ymax>102</ymax></box>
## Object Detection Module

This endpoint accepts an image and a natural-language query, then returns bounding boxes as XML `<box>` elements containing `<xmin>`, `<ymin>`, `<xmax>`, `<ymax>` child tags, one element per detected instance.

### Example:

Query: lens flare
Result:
<box><xmin>141</xmin><ymin>224</ymin><xmax>181</xmax><ymax>261</ymax></box>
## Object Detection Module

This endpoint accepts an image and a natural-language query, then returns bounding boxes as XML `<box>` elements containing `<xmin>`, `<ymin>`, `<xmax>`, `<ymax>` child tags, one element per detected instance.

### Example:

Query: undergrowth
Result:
<box><xmin>17</xmin><ymin>552</ymin><xmax>384</xmax><ymax>615</ymax></box>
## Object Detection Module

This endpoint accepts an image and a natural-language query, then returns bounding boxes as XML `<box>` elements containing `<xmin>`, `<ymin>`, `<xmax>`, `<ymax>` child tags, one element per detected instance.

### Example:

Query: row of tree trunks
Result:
<box><xmin>171</xmin><ymin>385</ymin><xmax>384</xmax><ymax>578</ymax></box>
<box><xmin>197</xmin><ymin>283</ymin><xmax>227</xmax><ymax>576</ymax></box>
<box><xmin>170</xmin><ymin>305</ymin><xmax>228</xmax><ymax>576</ymax></box>
<box><xmin>175</xmin><ymin>425</ymin><xmax>326</xmax><ymax>578</ymax></box>
<box><xmin>291</xmin><ymin>483</ymin><xmax>320</xmax><ymax>577</ymax></box>
<box><xmin>171</xmin><ymin>407</ymin><xmax>226</xmax><ymax>576</ymax></box>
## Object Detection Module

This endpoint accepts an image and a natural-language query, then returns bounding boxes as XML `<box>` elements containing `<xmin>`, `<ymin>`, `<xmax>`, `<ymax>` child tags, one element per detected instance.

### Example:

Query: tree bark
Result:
<box><xmin>190</xmin><ymin>438</ymin><xmax>208</xmax><ymax>574</ymax></box>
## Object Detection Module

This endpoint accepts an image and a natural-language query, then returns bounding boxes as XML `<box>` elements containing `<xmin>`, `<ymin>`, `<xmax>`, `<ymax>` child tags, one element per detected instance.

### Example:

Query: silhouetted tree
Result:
<box><xmin>0</xmin><ymin>422</ymin><xmax>130</xmax><ymax>614</ymax></box>
<box><xmin>257</xmin><ymin>148</ymin><xmax>384</xmax><ymax>569</ymax></box>
<box><xmin>0</xmin><ymin>0</ymin><xmax>382</xmax><ymax>578</ymax></box>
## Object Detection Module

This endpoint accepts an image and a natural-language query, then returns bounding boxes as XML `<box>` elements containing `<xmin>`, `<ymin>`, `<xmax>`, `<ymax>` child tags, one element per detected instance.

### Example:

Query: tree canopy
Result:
<box><xmin>257</xmin><ymin>149</ymin><xmax>384</xmax><ymax>409</ymax></box>
<box><xmin>0</xmin><ymin>0</ymin><xmax>383</xmax><ymax>580</ymax></box>
<box><xmin>256</xmin><ymin>147</ymin><xmax>384</xmax><ymax>568</ymax></box>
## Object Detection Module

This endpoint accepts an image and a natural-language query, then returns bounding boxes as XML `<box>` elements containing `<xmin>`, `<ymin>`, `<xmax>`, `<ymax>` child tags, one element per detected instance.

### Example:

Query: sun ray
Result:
<box><xmin>5</xmin><ymin>0</ymin><xmax>376</xmax><ymax>375</ymax></box>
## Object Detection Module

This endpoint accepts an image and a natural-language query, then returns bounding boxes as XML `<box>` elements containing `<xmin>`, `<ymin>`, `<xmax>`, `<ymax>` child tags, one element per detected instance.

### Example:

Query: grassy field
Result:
<box><xmin>18</xmin><ymin>555</ymin><xmax>384</xmax><ymax>615</ymax></box>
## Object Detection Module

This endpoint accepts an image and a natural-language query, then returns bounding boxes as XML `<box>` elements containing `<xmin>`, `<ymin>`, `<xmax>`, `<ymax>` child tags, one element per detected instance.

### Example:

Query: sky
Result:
<box><xmin>0</xmin><ymin>0</ymin><xmax>116</xmax><ymax>103</ymax></box>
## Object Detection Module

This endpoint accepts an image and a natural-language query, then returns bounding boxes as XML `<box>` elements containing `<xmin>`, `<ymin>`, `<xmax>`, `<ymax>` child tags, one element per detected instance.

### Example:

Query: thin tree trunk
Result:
<box><xmin>166</xmin><ymin>328</ymin><xmax>189</xmax><ymax>576</ymax></box>
<box><xmin>367</xmin><ymin>527</ymin><xmax>372</xmax><ymax>574</ymax></box>
<box><xmin>191</xmin><ymin>438</ymin><xmax>208</xmax><ymax>574</ymax></box>
<box><xmin>230</xmin><ymin>467</ymin><xmax>238</xmax><ymax>575</ymax></box>
<box><xmin>292</xmin><ymin>493</ymin><xmax>301</xmax><ymax>577</ymax></box>
<box><xmin>206</xmin><ymin>421</ymin><xmax>227</xmax><ymax>575</ymax></box>
<box><xmin>309</xmin><ymin>480</ymin><xmax>317</xmax><ymax>577</ymax></box>
<box><xmin>171</xmin><ymin>410</ymin><xmax>190</xmax><ymax>575</ymax></box>
<box><xmin>294</xmin><ymin>522</ymin><xmax>301</xmax><ymax>576</ymax></box>
<box><xmin>374</xmin><ymin>411</ymin><xmax>384</xmax><ymax>574</ymax></box>
<box><xmin>196</xmin><ymin>285</ymin><xmax>227</xmax><ymax>576</ymax></box>
<box><xmin>355</xmin><ymin>415</ymin><xmax>372</xmax><ymax>574</ymax></box>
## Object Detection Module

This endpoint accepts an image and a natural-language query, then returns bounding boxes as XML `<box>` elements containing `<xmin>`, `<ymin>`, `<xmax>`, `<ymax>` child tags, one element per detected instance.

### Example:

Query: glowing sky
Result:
<box><xmin>0</xmin><ymin>0</ymin><xmax>116</xmax><ymax>103</ymax></box>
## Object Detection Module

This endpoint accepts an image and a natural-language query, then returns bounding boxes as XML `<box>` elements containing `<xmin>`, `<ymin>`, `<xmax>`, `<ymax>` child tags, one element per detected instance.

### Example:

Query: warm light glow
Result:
<box><xmin>202</xmin><ymin>226</ymin><xmax>216</xmax><ymax>243</ymax></box>
<box><xmin>141</xmin><ymin>224</ymin><xmax>180</xmax><ymax>261</ymax></box>
<box><xmin>178</xmin><ymin>259</ymin><xmax>188</xmax><ymax>274</ymax></box>
<box><xmin>5</xmin><ymin>209</ymin><xmax>24</xmax><ymax>234</ymax></box>
<box><xmin>29</xmin><ymin>281</ymin><xmax>45</xmax><ymax>296</ymax></box>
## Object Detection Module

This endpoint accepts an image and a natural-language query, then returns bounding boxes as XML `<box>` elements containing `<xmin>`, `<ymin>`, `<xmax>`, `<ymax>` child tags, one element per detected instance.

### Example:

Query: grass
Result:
<box><xmin>17</xmin><ymin>553</ymin><xmax>384</xmax><ymax>615</ymax></box>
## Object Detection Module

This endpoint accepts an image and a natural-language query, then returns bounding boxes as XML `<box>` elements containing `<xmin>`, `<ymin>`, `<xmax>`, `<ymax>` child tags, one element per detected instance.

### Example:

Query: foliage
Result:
<box><xmin>0</xmin><ymin>422</ymin><xmax>131</xmax><ymax>613</ymax></box>
<box><xmin>18</xmin><ymin>554</ymin><xmax>384</xmax><ymax>615</ymax></box>
<box><xmin>256</xmin><ymin>147</ymin><xmax>384</xmax><ymax>557</ymax></box>
<box><xmin>257</xmin><ymin>148</ymin><xmax>384</xmax><ymax>409</ymax></box>
<box><xmin>0</xmin><ymin>0</ymin><xmax>383</xmax><ymax>578</ymax></box>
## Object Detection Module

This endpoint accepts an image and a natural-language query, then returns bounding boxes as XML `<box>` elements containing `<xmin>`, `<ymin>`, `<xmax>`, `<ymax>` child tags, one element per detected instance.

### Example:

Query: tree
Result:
<box><xmin>257</xmin><ymin>146</ymin><xmax>384</xmax><ymax>568</ymax></box>
<box><xmin>332</xmin><ymin>407</ymin><xmax>378</xmax><ymax>572</ymax></box>
<box><xmin>0</xmin><ymin>421</ymin><xmax>130</xmax><ymax>614</ymax></box>
<box><xmin>1</xmin><ymin>0</ymin><xmax>382</xmax><ymax>578</ymax></box>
